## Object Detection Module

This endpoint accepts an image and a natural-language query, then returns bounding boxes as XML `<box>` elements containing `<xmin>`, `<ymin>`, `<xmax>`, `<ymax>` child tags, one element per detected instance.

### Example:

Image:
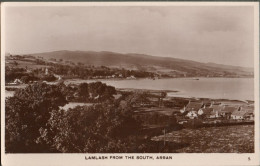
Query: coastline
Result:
<box><xmin>5</xmin><ymin>78</ymin><xmax>254</xmax><ymax>102</ymax></box>
<box><xmin>63</xmin><ymin>76</ymin><xmax>254</xmax><ymax>82</ymax></box>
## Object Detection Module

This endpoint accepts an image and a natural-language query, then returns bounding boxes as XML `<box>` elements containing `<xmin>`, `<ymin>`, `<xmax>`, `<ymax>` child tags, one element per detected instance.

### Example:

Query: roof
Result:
<box><xmin>211</xmin><ymin>105</ymin><xmax>224</xmax><ymax>112</ymax></box>
<box><xmin>186</xmin><ymin>102</ymin><xmax>204</xmax><ymax>111</ymax></box>
<box><xmin>240</xmin><ymin>106</ymin><xmax>254</xmax><ymax>114</ymax></box>
<box><xmin>201</xmin><ymin>108</ymin><xmax>214</xmax><ymax>115</ymax></box>
<box><xmin>203</xmin><ymin>100</ymin><xmax>212</xmax><ymax>105</ymax></box>
<box><xmin>231</xmin><ymin>110</ymin><xmax>247</xmax><ymax>117</ymax></box>
<box><xmin>221</xmin><ymin>106</ymin><xmax>238</xmax><ymax>113</ymax></box>
<box><xmin>204</xmin><ymin>103</ymin><xmax>212</xmax><ymax>107</ymax></box>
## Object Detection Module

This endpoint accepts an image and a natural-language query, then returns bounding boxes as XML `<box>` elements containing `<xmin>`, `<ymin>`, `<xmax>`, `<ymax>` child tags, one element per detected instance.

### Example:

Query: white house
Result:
<box><xmin>231</xmin><ymin>107</ymin><xmax>247</xmax><ymax>120</ymax></box>
<box><xmin>198</xmin><ymin>107</ymin><xmax>213</xmax><ymax>116</ymax></box>
<box><xmin>197</xmin><ymin>108</ymin><xmax>205</xmax><ymax>115</ymax></box>
<box><xmin>231</xmin><ymin>106</ymin><xmax>254</xmax><ymax>120</ymax></box>
<box><xmin>231</xmin><ymin>111</ymin><xmax>247</xmax><ymax>120</ymax></box>
<box><xmin>14</xmin><ymin>79</ymin><xmax>23</xmax><ymax>84</ymax></box>
<box><xmin>186</xmin><ymin>110</ymin><xmax>198</xmax><ymax>119</ymax></box>
<box><xmin>45</xmin><ymin>68</ymin><xmax>49</xmax><ymax>75</ymax></box>
<box><xmin>209</xmin><ymin>110</ymin><xmax>219</xmax><ymax>118</ymax></box>
<box><xmin>219</xmin><ymin>106</ymin><xmax>238</xmax><ymax>119</ymax></box>
<box><xmin>180</xmin><ymin>101</ymin><xmax>205</xmax><ymax>113</ymax></box>
<box><xmin>180</xmin><ymin>107</ymin><xmax>186</xmax><ymax>114</ymax></box>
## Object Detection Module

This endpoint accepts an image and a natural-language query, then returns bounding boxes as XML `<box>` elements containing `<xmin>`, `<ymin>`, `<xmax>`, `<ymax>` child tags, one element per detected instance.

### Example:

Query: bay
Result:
<box><xmin>65</xmin><ymin>78</ymin><xmax>254</xmax><ymax>101</ymax></box>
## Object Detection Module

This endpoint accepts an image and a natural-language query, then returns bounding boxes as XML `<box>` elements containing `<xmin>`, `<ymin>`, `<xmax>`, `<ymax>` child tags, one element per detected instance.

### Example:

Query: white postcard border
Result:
<box><xmin>1</xmin><ymin>2</ymin><xmax>259</xmax><ymax>166</ymax></box>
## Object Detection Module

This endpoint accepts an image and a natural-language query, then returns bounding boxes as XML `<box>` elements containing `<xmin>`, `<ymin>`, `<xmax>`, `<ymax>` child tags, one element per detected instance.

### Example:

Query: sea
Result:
<box><xmin>5</xmin><ymin>78</ymin><xmax>254</xmax><ymax>101</ymax></box>
<box><xmin>65</xmin><ymin>77</ymin><xmax>254</xmax><ymax>101</ymax></box>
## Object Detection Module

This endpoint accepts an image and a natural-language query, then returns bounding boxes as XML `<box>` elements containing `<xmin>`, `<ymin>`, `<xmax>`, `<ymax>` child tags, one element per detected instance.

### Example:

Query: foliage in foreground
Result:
<box><xmin>5</xmin><ymin>82</ymin><xmax>154</xmax><ymax>153</ymax></box>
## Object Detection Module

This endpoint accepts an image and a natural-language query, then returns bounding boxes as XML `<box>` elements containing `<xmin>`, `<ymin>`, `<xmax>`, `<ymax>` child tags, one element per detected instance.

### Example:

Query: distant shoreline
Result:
<box><xmin>117</xmin><ymin>88</ymin><xmax>254</xmax><ymax>103</ymax></box>
<box><xmin>63</xmin><ymin>77</ymin><xmax>254</xmax><ymax>85</ymax></box>
<box><xmin>5</xmin><ymin>77</ymin><xmax>254</xmax><ymax>102</ymax></box>
<box><xmin>63</xmin><ymin>76</ymin><xmax>254</xmax><ymax>82</ymax></box>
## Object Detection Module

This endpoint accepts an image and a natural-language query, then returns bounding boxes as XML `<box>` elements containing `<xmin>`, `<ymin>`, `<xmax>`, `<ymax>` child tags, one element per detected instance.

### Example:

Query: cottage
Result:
<box><xmin>181</xmin><ymin>101</ymin><xmax>205</xmax><ymax>119</ymax></box>
<box><xmin>239</xmin><ymin>106</ymin><xmax>254</xmax><ymax>120</ymax></box>
<box><xmin>244</xmin><ymin>112</ymin><xmax>254</xmax><ymax>120</ymax></box>
<box><xmin>198</xmin><ymin>108</ymin><xmax>215</xmax><ymax>118</ymax></box>
<box><xmin>45</xmin><ymin>68</ymin><xmax>49</xmax><ymax>75</ymax></box>
<box><xmin>209</xmin><ymin>110</ymin><xmax>219</xmax><ymax>118</ymax></box>
<box><xmin>14</xmin><ymin>79</ymin><xmax>23</xmax><ymax>84</ymax></box>
<box><xmin>212</xmin><ymin>104</ymin><xmax>223</xmax><ymax>112</ymax></box>
<box><xmin>210</xmin><ymin>104</ymin><xmax>224</xmax><ymax>118</ymax></box>
<box><xmin>240</xmin><ymin>105</ymin><xmax>254</xmax><ymax>113</ymax></box>
<box><xmin>180</xmin><ymin>107</ymin><xmax>186</xmax><ymax>114</ymax></box>
<box><xmin>186</xmin><ymin>109</ymin><xmax>198</xmax><ymax>119</ymax></box>
<box><xmin>219</xmin><ymin>106</ymin><xmax>238</xmax><ymax>119</ymax></box>
<box><xmin>198</xmin><ymin>108</ymin><xmax>205</xmax><ymax>115</ymax></box>
<box><xmin>203</xmin><ymin>101</ymin><xmax>214</xmax><ymax>108</ymax></box>
<box><xmin>231</xmin><ymin>110</ymin><xmax>247</xmax><ymax>120</ymax></box>
<box><xmin>126</xmin><ymin>75</ymin><xmax>136</xmax><ymax>79</ymax></box>
<box><xmin>181</xmin><ymin>101</ymin><xmax>204</xmax><ymax>113</ymax></box>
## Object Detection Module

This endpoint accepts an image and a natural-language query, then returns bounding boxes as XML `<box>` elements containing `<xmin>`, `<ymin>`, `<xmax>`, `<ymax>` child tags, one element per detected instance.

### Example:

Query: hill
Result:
<box><xmin>28</xmin><ymin>50</ymin><xmax>253</xmax><ymax>77</ymax></box>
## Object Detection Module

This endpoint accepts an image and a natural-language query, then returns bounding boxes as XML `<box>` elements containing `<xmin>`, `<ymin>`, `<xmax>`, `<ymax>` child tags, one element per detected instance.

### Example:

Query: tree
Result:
<box><xmin>41</xmin><ymin>74</ymin><xmax>57</xmax><ymax>82</ymax></box>
<box><xmin>102</xmin><ymin>85</ymin><xmax>116</xmax><ymax>101</ymax></box>
<box><xmin>5</xmin><ymin>83</ymin><xmax>67</xmax><ymax>153</ymax></box>
<box><xmin>5</xmin><ymin>68</ymin><xmax>27</xmax><ymax>83</ymax></box>
<box><xmin>158</xmin><ymin>91</ymin><xmax>167</xmax><ymax>107</ymax></box>
<box><xmin>46</xmin><ymin>102</ymin><xmax>142</xmax><ymax>153</ymax></box>
<box><xmin>20</xmin><ymin>75</ymin><xmax>30</xmax><ymax>83</ymax></box>
<box><xmin>168</xmin><ymin>112</ymin><xmax>178</xmax><ymax>129</ymax></box>
<box><xmin>20</xmin><ymin>75</ymin><xmax>37</xmax><ymax>84</ymax></box>
<box><xmin>13</xmin><ymin>61</ymin><xmax>18</xmax><ymax>66</ymax></box>
<box><xmin>77</xmin><ymin>83</ymin><xmax>89</xmax><ymax>101</ymax></box>
<box><xmin>88</xmin><ymin>82</ymin><xmax>116</xmax><ymax>102</ymax></box>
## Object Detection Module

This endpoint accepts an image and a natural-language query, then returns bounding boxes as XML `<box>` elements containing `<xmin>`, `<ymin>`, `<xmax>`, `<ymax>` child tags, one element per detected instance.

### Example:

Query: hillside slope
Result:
<box><xmin>29</xmin><ymin>50</ymin><xmax>253</xmax><ymax>77</ymax></box>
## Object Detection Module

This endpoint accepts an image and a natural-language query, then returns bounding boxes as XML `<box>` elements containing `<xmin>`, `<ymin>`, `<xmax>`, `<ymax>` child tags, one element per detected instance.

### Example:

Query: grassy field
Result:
<box><xmin>152</xmin><ymin>125</ymin><xmax>254</xmax><ymax>153</ymax></box>
<box><xmin>6</xmin><ymin>59</ymin><xmax>50</xmax><ymax>69</ymax></box>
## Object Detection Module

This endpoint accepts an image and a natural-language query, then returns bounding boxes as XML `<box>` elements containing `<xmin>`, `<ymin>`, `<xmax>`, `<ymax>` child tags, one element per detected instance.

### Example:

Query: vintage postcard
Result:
<box><xmin>1</xmin><ymin>2</ymin><xmax>259</xmax><ymax>166</ymax></box>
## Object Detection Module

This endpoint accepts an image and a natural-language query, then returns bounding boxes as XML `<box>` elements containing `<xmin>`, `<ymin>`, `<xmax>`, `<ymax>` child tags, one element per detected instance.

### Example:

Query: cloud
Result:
<box><xmin>4</xmin><ymin>5</ymin><xmax>254</xmax><ymax>67</ymax></box>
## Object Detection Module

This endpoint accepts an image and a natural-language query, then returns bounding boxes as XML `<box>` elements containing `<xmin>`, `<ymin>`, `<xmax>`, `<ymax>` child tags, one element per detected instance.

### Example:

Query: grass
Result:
<box><xmin>6</xmin><ymin>59</ymin><xmax>50</xmax><ymax>69</ymax></box>
<box><xmin>152</xmin><ymin>125</ymin><xmax>254</xmax><ymax>153</ymax></box>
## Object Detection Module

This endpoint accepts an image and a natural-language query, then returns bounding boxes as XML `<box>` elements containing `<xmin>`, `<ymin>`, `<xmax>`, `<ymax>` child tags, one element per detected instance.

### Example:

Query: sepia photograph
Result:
<box><xmin>1</xmin><ymin>2</ymin><xmax>259</xmax><ymax>166</ymax></box>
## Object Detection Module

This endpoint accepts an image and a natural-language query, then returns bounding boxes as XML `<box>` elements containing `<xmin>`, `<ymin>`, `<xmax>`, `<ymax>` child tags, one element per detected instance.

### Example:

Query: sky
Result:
<box><xmin>4</xmin><ymin>5</ymin><xmax>255</xmax><ymax>67</ymax></box>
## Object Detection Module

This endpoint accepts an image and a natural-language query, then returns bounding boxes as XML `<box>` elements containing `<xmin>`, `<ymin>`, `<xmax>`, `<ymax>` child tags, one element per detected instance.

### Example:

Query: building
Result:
<box><xmin>186</xmin><ymin>110</ymin><xmax>198</xmax><ymax>119</ymax></box>
<box><xmin>219</xmin><ymin>106</ymin><xmax>238</xmax><ymax>119</ymax></box>
<box><xmin>14</xmin><ymin>79</ymin><xmax>23</xmax><ymax>84</ymax></box>
<box><xmin>203</xmin><ymin>101</ymin><xmax>214</xmax><ymax>108</ymax></box>
<box><xmin>231</xmin><ymin>110</ymin><xmax>247</xmax><ymax>120</ymax></box>
<box><xmin>210</xmin><ymin>104</ymin><xmax>224</xmax><ymax>118</ymax></box>
<box><xmin>239</xmin><ymin>106</ymin><xmax>254</xmax><ymax>120</ymax></box>
<box><xmin>198</xmin><ymin>107</ymin><xmax>213</xmax><ymax>118</ymax></box>
<box><xmin>182</xmin><ymin>101</ymin><xmax>205</xmax><ymax>119</ymax></box>
<box><xmin>126</xmin><ymin>75</ymin><xmax>136</xmax><ymax>79</ymax></box>
<box><xmin>181</xmin><ymin>101</ymin><xmax>205</xmax><ymax>112</ymax></box>
<box><xmin>45</xmin><ymin>68</ymin><xmax>49</xmax><ymax>75</ymax></box>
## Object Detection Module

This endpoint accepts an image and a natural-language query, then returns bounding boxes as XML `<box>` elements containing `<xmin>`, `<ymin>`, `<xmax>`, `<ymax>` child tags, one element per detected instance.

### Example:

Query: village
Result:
<box><xmin>178</xmin><ymin>100</ymin><xmax>254</xmax><ymax>121</ymax></box>
<box><xmin>127</xmin><ymin>90</ymin><xmax>255</xmax><ymax>129</ymax></box>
